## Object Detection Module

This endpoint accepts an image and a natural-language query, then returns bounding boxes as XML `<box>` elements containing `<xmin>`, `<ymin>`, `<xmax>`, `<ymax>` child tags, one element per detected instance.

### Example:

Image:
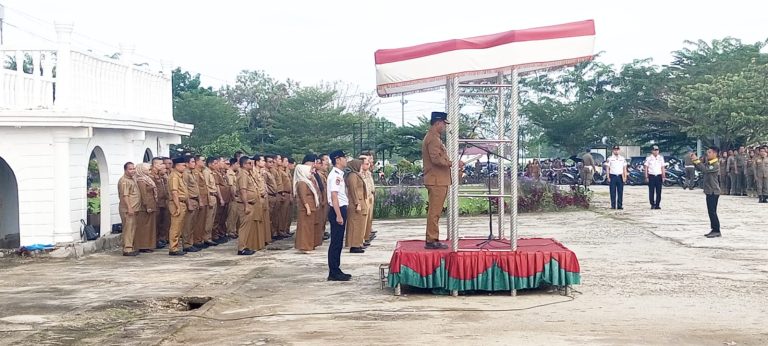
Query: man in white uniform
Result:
<box><xmin>645</xmin><ymin>145</ymin><xmax>666</xmax><ymax>209</ymax></box>
<box><xmin>606</xmin><ymin>145</ymin><xmax>628</xmax><ymax>210</ymax></box>
<box><xmin>326</xmin><ymin>150</ymin><xmax>351</xmax><ymax>282</ymax></box>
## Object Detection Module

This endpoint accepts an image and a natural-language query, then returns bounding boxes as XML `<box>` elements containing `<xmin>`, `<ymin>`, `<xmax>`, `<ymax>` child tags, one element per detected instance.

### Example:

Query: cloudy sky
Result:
<box><xmin>3</xmin><ymin>0</ymin><xmax>767</xmax><ymax>125</ymax></box>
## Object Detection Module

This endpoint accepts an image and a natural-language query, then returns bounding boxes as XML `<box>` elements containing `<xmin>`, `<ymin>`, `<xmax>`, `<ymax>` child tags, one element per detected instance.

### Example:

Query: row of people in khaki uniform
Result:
<box><xmin>118</xmin><ymin>152</ymin><xmax>298</xmax><ymax>256</ymax></box>
<box><xmin>720</xmin><ymin>145</ymin><xmax>768</xmax><ymax>202</ymax></box>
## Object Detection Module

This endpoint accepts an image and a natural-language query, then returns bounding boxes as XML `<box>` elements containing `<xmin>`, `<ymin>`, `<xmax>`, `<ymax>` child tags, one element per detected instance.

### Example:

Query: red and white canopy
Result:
<box><xmin>374</xmin><ymin>20</ymin><xmax>596</xmax><ymax>97</ymax></box>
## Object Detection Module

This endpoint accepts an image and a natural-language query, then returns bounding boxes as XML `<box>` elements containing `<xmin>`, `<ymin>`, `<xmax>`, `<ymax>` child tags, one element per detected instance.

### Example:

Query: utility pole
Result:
<box><xmin>0</xmin><ymin>4</ymin><xmax>5</xmax><ymax>46</ymax></box>
<box><xmin>400</xmin><ymin>94</ymin><xmax>407</xmax><ymax>127</ymax></box>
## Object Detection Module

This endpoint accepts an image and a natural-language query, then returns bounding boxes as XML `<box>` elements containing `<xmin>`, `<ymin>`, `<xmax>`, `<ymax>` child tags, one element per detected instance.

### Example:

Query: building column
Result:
<box><xmin>53</xmin><ymin>134</ymin><xmax>73</xmax><ymax>243</ymax></box>
<box><xmin>54</xmin><ymin>22</ymin><xmax>74</xmax><ymax>109</ymax></box>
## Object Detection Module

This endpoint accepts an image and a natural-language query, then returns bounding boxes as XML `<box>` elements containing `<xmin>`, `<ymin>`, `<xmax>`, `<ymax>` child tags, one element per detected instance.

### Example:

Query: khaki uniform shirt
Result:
<box><xmin>755</xmin><ymin>156</ymin><xmax>768</xmax><ymax>178</ymax></box>
<box><xmin>264</xmin><ymin>169</ymin><xmax>278</xmax><ymax>196</ymax></box>
<box><xmin>168</xmin><ymin>170</ymin><xmax>188</xmax><ymax>202</ymax></box>
<box><xmin>270</xmin><ymin>167</ymin><xmax>284</xmax><ymax>194</ymax></box>
<box><xmin>693</xmin><ymin>158</ymin><xmax>721</xmax><ymax>195</ymax></box>
<box><xmin>727</xmin><ymin>156</ymin><xmax>738</xmax><ymax>174</ymax></box>
<box><xmin>118</xmin><ymin>175</ymin><xmax>141</xmax><ymax>212</ymax></box>
<box><xmin>183</xmin><ymin>169</ymin><xmax>199</xmax><ymax>199</ymax></box>
<box><xmin>363</xmin><ymin>171</ymin><xmax>375</xmax><ymax>197</ymax></box>
<box><xmin>203</xmin><ymin>167</ymin><xmax>219</xmax><ymax>205</ymax></box>
<box><xmin>151</xmin><ymin>172</ymin><xmax>168</xmax><ymax>208</ymax></box>
<box><xmin>421</xmin><ymin>127</ymin><xmax>451</xmax><ymax>186</ymax></box>
<box><xmin>280</xmin><ymin>168</ymin><xmax>292</xmax><ymax>194</ymax></box>
<box><xmin>194</xmin><ymin>169</ymin><xmax>208</xmax><ymax>206</ymax></box>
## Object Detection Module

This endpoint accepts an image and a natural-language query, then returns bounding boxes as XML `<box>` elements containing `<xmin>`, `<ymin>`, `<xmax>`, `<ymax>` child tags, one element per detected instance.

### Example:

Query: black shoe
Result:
<box><xmin>169</xmin><ymin>251</ymin><xmax>185</xmax><ymax>256</ymax></box>
<box><xmin>123</xmin><ymin>251</ymin><xmax>139</xmax><ymax>256</ymax></box>
<box><xmin>183</xmin><ymin>246</ymin><xmax>200</xmax><ymax>253</ymax></box>
<box><xmin>350</xmin><ymin>247</ymin><xmax>365</xmax><ymax>253</ymax></box>
<box><xmin>323</xmin><ymin>232</ymin><xmax>330</xmax><ymax>240</ymax></box>
<box><xmin>155</xmin><ymin>242</ymin><xmax>167</xmax><ymax>249</ymax></box>
<box><xmin>194</xmin><ymin>242</ymin><xmax>209</xmax><ymax>249</ymax></box>
<box><xmin>327</xmin><ymin>273</ymin><xmax>351</xmax><ymax>281</ymax></box>
<box><xmin>704</xmin><ymin>231</ymin><xmax>722</xmax><ymax>238</ymax></box>
<box><xmin>424</xmin><ymin>242</ymin><xmax>448</xmax><ymax>250</ymax></box>
<box><xmin>610</xmin><ymin>206</ymin><xmax>616</xmax><ymax>210</ymax></box>
<box><xmin>617</xmin><ymin>207</ymin><xmax>623</xmax><ymax>210</ymax></box>
<box><xmin>237</xmin><ymin>249</ymin><xmax>256</xmax><ymax>255</ymax></box>
<box><xmin>205</xmin><ymin>240</ymin><xmax>219</xmax><ymax>247</ymax></box>
<box><xmin>214</xmin><ymin>237</ymin><xmax>228</xmax><ymax>244</ymax></box>
<box><xmin>139</xmin><ymin>249</ymin><xmax>154</xmax><ymax>253</ymax></box>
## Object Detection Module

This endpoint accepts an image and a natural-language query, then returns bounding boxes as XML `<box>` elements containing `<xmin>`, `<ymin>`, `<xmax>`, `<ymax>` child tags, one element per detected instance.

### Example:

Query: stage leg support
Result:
<box><xmin>511</xmin><ymin>289</ymin><xmax>517</xmax><ymax>297</ymax></box>
<box><xmin>394</xmin><ymin>284</ymin><xmax>402</xmax><ymax>296</ymax></box>
<box><xmin>451</xmin><ymin>290</ymin><xmax>458</xmax><ymax>297</ymax></box>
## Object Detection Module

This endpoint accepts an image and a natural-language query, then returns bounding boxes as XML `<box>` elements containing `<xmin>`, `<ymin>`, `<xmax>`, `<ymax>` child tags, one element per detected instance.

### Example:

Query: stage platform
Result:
<box><xmin>387</xmin><ymin>238</ymin><xmax>580</xmax><ymax>294</ymax></box>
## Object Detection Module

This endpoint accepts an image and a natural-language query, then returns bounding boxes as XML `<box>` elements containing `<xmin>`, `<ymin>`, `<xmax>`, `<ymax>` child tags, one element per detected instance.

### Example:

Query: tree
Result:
<box><xmin>172</xmin><ymin>68</ymin><xmax>213</xmax><ymax>98</ymax></box>
<box><xmin>173</xmin><ymin>92</ymin><xmax>245</xmax><ymax>153</ymax></box>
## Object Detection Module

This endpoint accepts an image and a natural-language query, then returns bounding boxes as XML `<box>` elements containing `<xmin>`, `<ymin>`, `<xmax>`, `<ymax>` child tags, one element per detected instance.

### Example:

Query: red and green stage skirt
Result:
<box><xmin>387</xmin><ymin>238</ymin><xmax>580</xmax><ymax>292</ymax></box>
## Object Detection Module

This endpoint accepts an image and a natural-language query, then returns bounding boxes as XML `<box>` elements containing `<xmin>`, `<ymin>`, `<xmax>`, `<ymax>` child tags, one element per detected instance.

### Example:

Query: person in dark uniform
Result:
<box><xmin>691</xmin><ymin>147</ymin><xmax>722</xmax><ymax>238</ymax></box>
<box><xmin>326</xmin><ymin>150</ymin><xmax>351</xmax><ymax>281</ymax></box>
<box><xmin>683</xmin><ymin>149</ymin><xmax>696</xmax><ymax>190</ymax></box>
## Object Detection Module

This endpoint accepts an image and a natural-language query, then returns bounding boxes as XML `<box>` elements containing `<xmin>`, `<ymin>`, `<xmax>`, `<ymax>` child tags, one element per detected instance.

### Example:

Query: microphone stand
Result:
<box><xmin>460</xmin><ymin>142</ymin><xmax>511</xmax><ymax>248</ymax></box>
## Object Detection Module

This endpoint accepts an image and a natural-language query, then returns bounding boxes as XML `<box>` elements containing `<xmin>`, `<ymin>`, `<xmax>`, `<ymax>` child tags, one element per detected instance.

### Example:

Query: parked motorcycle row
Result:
<box><xmin>540</xmin><ymin>158</ymin><xmax>702</xmax><ymax>189</ymax></box>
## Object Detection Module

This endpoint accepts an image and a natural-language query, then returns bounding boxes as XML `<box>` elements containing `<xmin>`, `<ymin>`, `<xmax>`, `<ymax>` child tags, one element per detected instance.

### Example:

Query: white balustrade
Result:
<box><xmin>0</xmin><ymin>25</ymin><xmax>172</xmax><ymax>123</ymax></box>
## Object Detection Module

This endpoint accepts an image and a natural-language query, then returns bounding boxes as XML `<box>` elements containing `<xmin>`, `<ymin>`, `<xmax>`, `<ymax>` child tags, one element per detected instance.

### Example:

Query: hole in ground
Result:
<box><xmin>177</xmin><ymin>296</ymin><xmax>213</xmax><ymax>311</ymax></box>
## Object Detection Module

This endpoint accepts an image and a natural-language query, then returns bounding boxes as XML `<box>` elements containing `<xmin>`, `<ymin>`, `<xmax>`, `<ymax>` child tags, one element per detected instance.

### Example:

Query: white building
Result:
<box><xmin>0</xmin><ymin>23</ymin><xmax>193</xmax><ymax>248</ymax></box>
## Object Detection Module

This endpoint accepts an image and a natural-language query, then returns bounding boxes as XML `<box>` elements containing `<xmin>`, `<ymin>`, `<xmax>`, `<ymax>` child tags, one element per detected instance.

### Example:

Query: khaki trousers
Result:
<box><xmin>757</xmin><ymin>175</ymin><xmax>768</xmax><ymax>195</ymax></box>
<box><xmin>167</xmin><ymin>201</ymin><xmax>187</xmax><ymax>252</ymax></box>
<box><xmin>238</xmin><ymin>203</ymin><xmax>255</xmax><ymax>251</ymax></box>
<box><xmin>156</xmin><ymin>207</ymin><xmax>170</xmax><ymax>242</ymax></box>
<box><xmin>204</xmin><ymin>203</ymin><xmax>216</xmax><ymax>241</ymax></box>
<box><xmin>182</xmin><ymin>199</ymin><xmax>199</xmax><ymax>248</ymax></box>
<box><xmin>269</xmin><ymin>196</ymin><xmax>279</xmax><ymax>236</ymax></box>
<box><xmin>364</xmin><ymin>195</ymin><xmax>374</xmax><ymax>241</ymax></box>
<box><xmin>226</xmin><ymin>200</ymin><xmax>239</xmax><ymax>237</ymax></box>
<box><xmin>119</xmin><ymin>211</ymin><xmax>136</xmax><ymax>253</ymax></box>
<box><xmin>193</xmin><ymin>204</ymin><xmax>208</xmax><ymax>244</ymax></box>
<box><xmin>425</xmin><ymin>185</ymin><xmax>448</xmax><ymax>243</ymax></box>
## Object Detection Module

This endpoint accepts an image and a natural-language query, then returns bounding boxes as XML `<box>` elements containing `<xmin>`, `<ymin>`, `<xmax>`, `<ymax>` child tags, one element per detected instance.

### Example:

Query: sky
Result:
<box><xmin>2</xmin><ymin>0</ymin><xmax>767</xmax><ymax>125</ymax></box>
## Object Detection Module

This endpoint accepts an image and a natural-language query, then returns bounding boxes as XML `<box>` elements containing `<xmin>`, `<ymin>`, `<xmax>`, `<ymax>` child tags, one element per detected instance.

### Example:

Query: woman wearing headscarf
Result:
<box><xmin>135</xmin><ymin>163</ymin><xmax>158</xmax><ymax>252</ymax></box>
<box><xmin>293</xmin><ymin>164</ymin><xmax>319</xmax><ymax>252</ymax></box>
<box><xmin>344</xmin><ymin>159</ymin><xmax>368</xmax><ymax>253</ymax></box>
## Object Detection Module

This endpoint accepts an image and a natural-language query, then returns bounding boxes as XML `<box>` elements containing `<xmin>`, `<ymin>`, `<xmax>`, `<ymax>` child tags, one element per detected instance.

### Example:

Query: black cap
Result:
<box><xmin>612</xmin><ymin>145</ymin><xmax>620</xmax><ymax>150</ymax></box>
<box><xmin>329</xmin><ymin>150</ymin><xmax>346</xmax><ymax>163</ymax></box>
<box><xmin>302</xmin><ymin>154</ymin><xmax>318</xmax><ymax>164</ymax></box>
<box><xmin>172</xmin><ymin>157</ymin><xmax>186</xmax><ymax>165</ymax></box>
<box><xmin>430</xmin><ymin>111</ymin><xmax>450</xmax><ymax>124</ymax></box>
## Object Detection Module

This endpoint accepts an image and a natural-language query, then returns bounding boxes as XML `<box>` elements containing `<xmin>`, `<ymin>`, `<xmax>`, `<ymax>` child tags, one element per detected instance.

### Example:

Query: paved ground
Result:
<box><xmin>1</xmin><ymin>186</ymin><xmax>767</xmax><ymax>345</ymax></box>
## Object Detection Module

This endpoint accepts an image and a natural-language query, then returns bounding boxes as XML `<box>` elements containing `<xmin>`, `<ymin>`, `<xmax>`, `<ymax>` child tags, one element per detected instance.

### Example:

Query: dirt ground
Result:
<box><xmin>1</xmin><ymin>186</ymin><xmax>767</xmax><ymax>346</ymax></box>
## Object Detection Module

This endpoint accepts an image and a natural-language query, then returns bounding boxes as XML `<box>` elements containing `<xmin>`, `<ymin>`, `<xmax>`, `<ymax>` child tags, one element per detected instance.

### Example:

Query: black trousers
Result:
<box><xmin>609</xmin><ymin>174</ymin><xmax>624</xmax><ymax>208</ymax></box>
<box><xmin>648</xmin><ymin>175</ymin><xmax>663</xmax><ymax>207</ymax></box>
<box><xmin>327</xmin><ymin>206</ymin><xmax>348</xmax><ymax>275</ymax></box>
<box><xmin>706</xmin><ymin>194</ymin><xmax>720</xmax><ymax>232</ymax></box>
<box><xmin>685</xmin><ymin>167</ymin><xmax>695</xmax><ymax>188</ymax></box>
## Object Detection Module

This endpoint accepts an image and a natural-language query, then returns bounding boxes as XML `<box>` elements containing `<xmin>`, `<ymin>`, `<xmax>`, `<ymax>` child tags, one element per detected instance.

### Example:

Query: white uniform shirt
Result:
<box><xmin>327</xmin><ymin>167</ymin><xmax>348</xmax><ymax>206</ymax></box>
<box><xmin>606</xmin><ymin>155</ymin><xmax>627</xmax><ymax>175</ymax></box>
<box><xmin>645</xmin><ymin>155</ymin><xmax>665</xmax><ymax>175</ymax></box>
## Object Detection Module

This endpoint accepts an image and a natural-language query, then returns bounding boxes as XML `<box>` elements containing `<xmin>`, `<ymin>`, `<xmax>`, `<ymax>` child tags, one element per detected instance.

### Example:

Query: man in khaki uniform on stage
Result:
<box><xmin>182</xmin><ymin>156</ymin><xmax>201</xmax><ymax>252</ymax></box>
<box><xmin>167</xmin><ymin>157</ymin><xmax>188</xmax><ymax>256</ymax></box>
<box><xmin>118</xmin><ymin>162</ymin><xmax>141</xmax><ymax>256</ymax></box>
<box><xmin>422</xmin><ymin>112</ymin><xmax>452</xmax><ymax>250</ymax></box>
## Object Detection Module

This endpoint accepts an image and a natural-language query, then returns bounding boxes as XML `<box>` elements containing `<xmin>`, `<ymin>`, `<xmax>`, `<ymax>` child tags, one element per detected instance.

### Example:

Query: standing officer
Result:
<box><xmin>746</xmin><ymin>149</ymin><xmax>756</xmax><ymax>198</ymax></box>
<box><xmin>235</xmin><ymin>156</ymin><xmax>257</xmax><ymax>255</ymax></box>
<box><xmin>167</xmin><ymin>157</ymin><xmax>188</xmax><ymax>256</ymax></box>
<box><xmin>118</xmin><ymin>162</ymin><xmax>141</xmax><ymax>256</ymax></box>
<box><xmin>226</xmin><ymin>158</ymin><xmax>240</xmax><ymax>239</ymax></box>
<box><xmin>312</xmin><ymin>155</ymin><xmax>328</xmax><ymax>247</ymax></box>
<box><xmin>644</xmin><ymin>145</ymin><xmax>666</xmax><ymax>209</ymax></box>
<box><xmin>202</xmin><ymin>157</ymin><xmax>222</xmax><ymax>247</ymax></box>
<box><xmin>719</xmin><ymin>151</ymin><xmax>729</xmax><ymax>194</ymax></box>
<box><xmin>691</xmin><ymin>147</ymin><xmax>722</xmax><ymax>238</ymax></box>
<box><xmin>606</xmin><ymin>145</ymin><xmax>628</xmax><ymax>210</ymax></box>
<box><xmin>267</xmin><ymin>155</ymin><xmax>283</xmax><ymax>239</ymax></box>
<box><xmin>755</xmin><ymin>146</ymin><xmax>768</xmax><ymax>203</ymax></box>
<box><xmin>361</xmin><ymin>153</ymin><xmax>376</xmax><ymax>246</ymax></box>
<box><xmin>254</xmin><ymin>155</ymin><xmax>272</xmax><ymax>246</ymax></box>
<box><xmin>327</xmin><ymin>150</ymin><xmax>351</xmax><ymax>281</ymax></box>
<box><xmin>737</xmin><ymin>146</ymin><xmax>748</xmax><ymax>196</ymax></box>
<box><xmin>422</xmin><ymin>111</ymin><xmax>452</xmax><ymax>250</ymax></box>
<box><xmin>213</xmin><ymin>156</ymin><xmax>232</xmax><ymax>243</ymax></box>
<box><xmin>581</xmin><ymin>148</ymin><xmax>596</xmax><ymax>189</ymax></box>
<box><xmin>551</xmin><ymin>157</ymin><xmax>564</xmax><ymax>184</ymax></box>
<box><xmin>684</xmin><ymin>148</ymin><xmax>696</xmax><ymax>190</ymax></box>
<box><xmin>182</xmin><ymin>156</ymin><xmax>201</xmax><ymax>253</ymax></box>
<box><xmin>193</xmin><ymin>155</ymin><xmax>211</xmax><ymax>249</ymax></box>
<box><xmin>279</xmin><ymin>157</ymin><xmax>293</xmax><ymax>237</ymax></box>
<box><xmin>727</xmin><ymin>149</ymin><xmax>739</xmax><ymax>196</ymax></box>
<box><xmin>150</xmin><ymin>157</ymin><xmax>169</xmax><ymax>249</ymax></box>
<box><xmin>319</xmin><ymin>154</ymin><xmax>331</xmax><ymax>241</ymax></box>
